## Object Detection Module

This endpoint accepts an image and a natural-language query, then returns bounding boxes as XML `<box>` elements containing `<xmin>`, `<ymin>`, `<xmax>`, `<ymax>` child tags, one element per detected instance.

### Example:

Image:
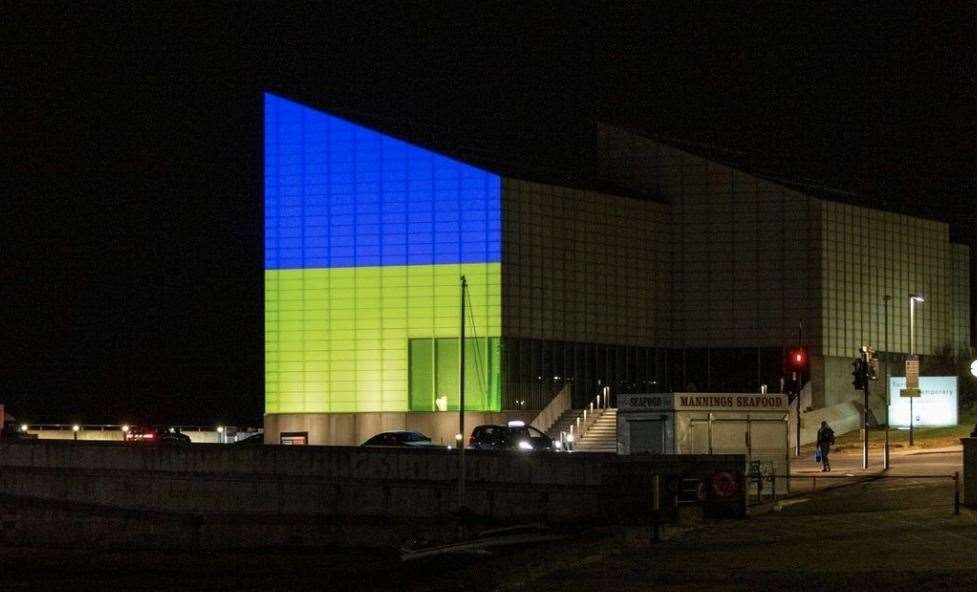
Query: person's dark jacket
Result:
<box><xmin>817</xmin><ymin>426</ymin><xmax>835</xmax><ymax>449</ymax></box>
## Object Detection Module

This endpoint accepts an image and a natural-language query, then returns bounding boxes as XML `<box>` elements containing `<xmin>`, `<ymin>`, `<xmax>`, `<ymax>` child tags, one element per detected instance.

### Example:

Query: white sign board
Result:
<box><xmin>888</xmin><ymin>376</ymin><xmax>958</xmax><ymax>427</ymax></box>
<box><xmin>618</xmin><ymin>393</ymin><xmax>789</xmax><ymax>412</ymax></box>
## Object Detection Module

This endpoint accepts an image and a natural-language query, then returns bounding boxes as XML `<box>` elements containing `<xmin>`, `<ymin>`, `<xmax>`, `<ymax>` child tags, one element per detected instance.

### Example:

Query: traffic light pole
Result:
<box><xmin>795</xmin><ymin>388</ymin><xmax>801</xmax><ymax>457</ymax></box>
<box><xmin>794</xmin><ymin>322</ymin><xmax>803</xmax><ymax>458</ymax></box>
<box><xmin>862</xmin><ymin>371</ymin><xmax>869</xmax><ymax>470</ymax></box>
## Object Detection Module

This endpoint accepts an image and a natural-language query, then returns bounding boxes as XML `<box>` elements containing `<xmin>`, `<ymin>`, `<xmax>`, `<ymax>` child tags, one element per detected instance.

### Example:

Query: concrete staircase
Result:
<box><xmin>575</xmin><ymin>408</ymin><xmax>618</xmax><ymax>453</ymax></box>
<box><xmin>545</xmin><ymin>408</ymin><xmax>585</xmax><ymax>441</ymax></box>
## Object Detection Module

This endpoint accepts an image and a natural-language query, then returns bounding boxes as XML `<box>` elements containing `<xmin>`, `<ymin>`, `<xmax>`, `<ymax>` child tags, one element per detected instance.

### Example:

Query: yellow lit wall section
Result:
<box><xmin>265</xmin><ymin>263</ymin><xmax>501</xmax><ymax>413</ymax></box>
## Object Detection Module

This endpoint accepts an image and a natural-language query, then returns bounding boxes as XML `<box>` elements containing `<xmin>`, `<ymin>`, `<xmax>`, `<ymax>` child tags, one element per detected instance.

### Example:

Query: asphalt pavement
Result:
<box><xmin>499</xmin><ymin>449</ymin><xmax>976</xmax><ymax>591</ymax></box>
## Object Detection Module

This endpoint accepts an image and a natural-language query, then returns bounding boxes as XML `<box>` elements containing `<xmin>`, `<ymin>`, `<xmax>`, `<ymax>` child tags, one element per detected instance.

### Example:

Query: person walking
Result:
<box><xmin>816</xmin><ymin>421</ymin><xmax>835</xmax><ymax>472</ymax></box>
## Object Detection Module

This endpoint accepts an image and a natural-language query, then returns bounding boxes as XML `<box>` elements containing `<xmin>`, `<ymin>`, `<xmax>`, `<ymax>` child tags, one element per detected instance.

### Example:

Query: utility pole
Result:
<box><xmin>458</xmin><ymin>275</ymin><xmax>467</xmax><ymax>512</ymax></box>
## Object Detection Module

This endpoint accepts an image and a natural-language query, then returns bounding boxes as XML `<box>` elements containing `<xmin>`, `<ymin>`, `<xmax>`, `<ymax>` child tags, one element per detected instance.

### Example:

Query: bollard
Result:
<box><xmin>651</xmin><ymin>475</ymin><xmax>661</xmax><ymax>544</ymax></box>
<box><xmin>954</xmin><ymin>471</ymin><xmax>960</xmax><ymax>516</ymax></box>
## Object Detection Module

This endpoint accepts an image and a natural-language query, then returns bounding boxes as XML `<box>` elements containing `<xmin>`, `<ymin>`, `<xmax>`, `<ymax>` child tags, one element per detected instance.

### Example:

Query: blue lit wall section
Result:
<box><xmin>264</xmin><ymin>93</ymin><xmax>501</xmax><ymax>270</ymax></box>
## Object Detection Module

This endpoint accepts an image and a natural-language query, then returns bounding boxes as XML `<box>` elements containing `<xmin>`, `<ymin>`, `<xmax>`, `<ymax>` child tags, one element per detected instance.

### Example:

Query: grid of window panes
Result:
<box><xmin>500</xmin><ymin>338</ymin><xmax>663</xmax><ymax>408</ymax></box>
<box><xmin>263</xmin><ymin>93</ymin><xmax>503</xmax><ymax>414</ymax></box>
<box><xmin>596</xmin><ymin>124</ymin><xmax>823</xmax><ymax>350</ymax></box>
<box><xmin>500</xmin><ymin>179</ymin><xmax>671</xmax><ymax>347</ymax></box>
<box><xmin>670</xmin><ymin>170</ymin><xmax>821</xmax><ymax>349</ymax></box>
<box><xmin>819</xmin><ymin>201</ymin><xmax>954</xmax><ymax>357</ymax></box>
<box><xmin>265</xmin><ymin>264</ymin><xmax>500</xmax><ymax>413</ymax></box>
<box><xmin>949</xmin><ymin>245</ymin><xmax>971</xmax><ymax>352</ymax></box>
<box><xmin>264</xmin><ymin>93</ymin><xmax>501</xmax><ymax>270</ymax></box>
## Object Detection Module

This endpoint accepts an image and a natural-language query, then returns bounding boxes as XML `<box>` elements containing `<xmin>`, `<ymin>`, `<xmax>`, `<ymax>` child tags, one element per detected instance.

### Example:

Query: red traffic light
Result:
<box><xmin>788</xmin><ymin>348</ymin><xmax>807</xmax><ymax>369</ymax></box>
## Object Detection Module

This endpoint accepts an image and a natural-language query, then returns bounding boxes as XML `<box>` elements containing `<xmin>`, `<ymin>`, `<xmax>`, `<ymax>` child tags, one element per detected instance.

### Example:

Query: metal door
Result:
<box><xmin>748</xmin><ymin>418</ymin><xmax>790</xmax><ymax>484</ymax></box>
<box><xmin>630</xmin><ymin>419</ymin><xmax>666</xmax><ymax>454</ymax></box>
<box><xmin>690</xmin><ymin>420</ymin><xmax>710</xmax><ymax>454</ymax></box>
<box><xmin>711</xmin><ymin>420</ymin><xmax>749</xmax><ymax>455</ymax></box>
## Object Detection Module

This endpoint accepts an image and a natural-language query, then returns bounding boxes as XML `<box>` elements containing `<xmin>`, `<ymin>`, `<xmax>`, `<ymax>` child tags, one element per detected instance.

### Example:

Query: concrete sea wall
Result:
<box><xmin>0</xmin><ymin>440</ymin><xmax>744</xmax><ymax>548</ymax></box>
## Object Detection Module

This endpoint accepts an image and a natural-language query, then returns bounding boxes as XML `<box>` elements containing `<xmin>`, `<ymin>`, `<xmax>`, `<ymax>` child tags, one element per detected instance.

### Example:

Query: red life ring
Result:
<box><xmin>711</xmin><ymin>471</ymin><xmax>738</xmax><ymax>498</ymax></box>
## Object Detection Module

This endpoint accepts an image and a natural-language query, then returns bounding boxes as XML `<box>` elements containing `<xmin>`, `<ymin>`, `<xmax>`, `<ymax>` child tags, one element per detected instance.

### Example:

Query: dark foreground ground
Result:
<box><xmin>1</xmin><ymin>452</ymin><xmax>974</xmax><ymax>591</ymax></box>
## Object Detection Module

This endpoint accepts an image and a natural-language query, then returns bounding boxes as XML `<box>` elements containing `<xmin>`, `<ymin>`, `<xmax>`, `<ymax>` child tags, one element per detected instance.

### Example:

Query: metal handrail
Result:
<box><xmin>750</xmin><ymin>472</ymin><xmax>961</xmax><ymax>515</ymax></box>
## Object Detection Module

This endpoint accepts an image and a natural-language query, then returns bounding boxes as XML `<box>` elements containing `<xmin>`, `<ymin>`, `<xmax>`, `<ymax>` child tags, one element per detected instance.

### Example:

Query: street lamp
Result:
<box><xmin>909</xmin><ymin>294</ymin><xmax>924</xmax><ymax>353</ymax></box>
<box><xmin>908</xmin><ymin>293</ymin><xmax>924</xmax><ymax>446</ymax></box>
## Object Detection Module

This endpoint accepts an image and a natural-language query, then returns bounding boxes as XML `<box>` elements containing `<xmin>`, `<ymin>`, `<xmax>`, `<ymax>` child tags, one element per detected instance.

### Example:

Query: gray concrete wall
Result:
<box><xmin>0</xmin><ymin>439</ymin><xmax>745</xmax><ymax>549</ymax></box>
<box><xmin>815</xmin><ymin>355</ymin><xmax>886</xmax><ymax>421</ymax></box>
<box><xmin>264</xmin><ymin>410</ymin><xmax>536</xmax><ymax>446</ymax></box>
<box><xmin>789</xmin><ymin>401</ymin><xmax>862</xmax><ymax>447</ymax></box>
<box><xmin>964</xmin><ymin>438</ymin><xmax>977</xmax><ymax>509</ymax></box>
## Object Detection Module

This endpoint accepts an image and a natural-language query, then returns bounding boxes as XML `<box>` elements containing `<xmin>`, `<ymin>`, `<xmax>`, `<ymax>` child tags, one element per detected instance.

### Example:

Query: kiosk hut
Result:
<box><xmin>617</xmin><ymin>392</ymin><xmax>791</xmax><ymax>484</ymax></box>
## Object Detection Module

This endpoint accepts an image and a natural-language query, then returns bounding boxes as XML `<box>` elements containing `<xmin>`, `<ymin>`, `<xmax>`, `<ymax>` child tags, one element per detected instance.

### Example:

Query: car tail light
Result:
<box><xmin>144</xmin><ymin>433</ymin><xmax>154</xmax><ymax>439</ymax></box>
<box><xmin>468</xmin><ymin>434</ymin><xmax>476</xmax><ymax>446</ymax></box>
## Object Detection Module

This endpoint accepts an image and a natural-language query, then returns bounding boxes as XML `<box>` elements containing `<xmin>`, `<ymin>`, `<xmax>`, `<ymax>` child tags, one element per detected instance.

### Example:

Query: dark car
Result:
<box><xmin>125</xmin><ymin>425</ymin><xmax>192</xmax><ymax>446</ymax></box>
<box><xmin>362</xmin><ymin>431</ymin><xmax>443</xmax><ymax>448</ymax></box>
<box><xmin>468</xmin><ymin>422</ymin><xmax>558</xmax><ymax>451</ymax></box>
<box><xmin>0</xmin><ymin>422</ymin><xmax>37</xmax><ymax>440</ymax></box>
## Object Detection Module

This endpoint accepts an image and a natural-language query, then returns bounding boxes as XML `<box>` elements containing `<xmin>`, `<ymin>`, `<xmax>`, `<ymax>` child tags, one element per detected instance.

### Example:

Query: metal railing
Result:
<box><xmin>15</xmin><ymin>424</ymin><xmax>248</xmax><ymax>432</ymax></box>
<box><xmin>750</xmin><ymin>472</ymin><xmax>963</xmax><ymax>515</ymax></box>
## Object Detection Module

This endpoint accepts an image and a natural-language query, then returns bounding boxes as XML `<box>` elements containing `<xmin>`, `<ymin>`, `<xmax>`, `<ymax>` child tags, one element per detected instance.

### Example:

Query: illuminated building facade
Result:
<box><xmin>263</xmin><ymin>94</ymin><xmax>970</xmax><ymax>444</ymax></box>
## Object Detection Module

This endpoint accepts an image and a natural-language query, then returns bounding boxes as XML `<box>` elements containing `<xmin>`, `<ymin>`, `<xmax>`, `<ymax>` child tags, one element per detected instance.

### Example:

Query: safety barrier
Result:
<box><xmin>750</xmin><ymin>472</ymin><xmax>962</xmax><ymax>515</ymax></box>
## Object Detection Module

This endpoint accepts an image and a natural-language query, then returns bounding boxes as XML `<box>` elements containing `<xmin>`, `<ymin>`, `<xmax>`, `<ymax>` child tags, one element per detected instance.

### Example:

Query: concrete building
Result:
<box><xmin>263</xmin><ymin>93</ymin><xmax>971</xmax><ymax>444</ymax></box>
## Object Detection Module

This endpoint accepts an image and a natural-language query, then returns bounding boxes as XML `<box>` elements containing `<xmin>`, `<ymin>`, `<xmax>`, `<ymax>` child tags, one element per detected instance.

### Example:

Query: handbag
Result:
<box><xmin>815</xmin><ymin>447</ymin><xmax>822</xmax><ymax>463</ymax></box>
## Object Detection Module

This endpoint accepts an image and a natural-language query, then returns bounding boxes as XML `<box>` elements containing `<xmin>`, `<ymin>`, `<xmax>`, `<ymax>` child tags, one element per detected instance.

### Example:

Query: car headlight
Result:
<box><xmin>517</xmin><ymin>440</ymin><xmax>533</xmax><ymax>451</ymax></box>
<box><xmin>553</xmin><ymin>441</ymin><xmax>563</xmax><ymax>450</ymax></box>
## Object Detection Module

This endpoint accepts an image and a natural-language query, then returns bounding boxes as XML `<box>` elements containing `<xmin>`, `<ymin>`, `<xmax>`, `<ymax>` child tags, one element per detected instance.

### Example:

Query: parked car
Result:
<box><xmin>125</xmin><ymin>425</ymin><xmax>192</xmax><ymax>446</ymax></box>
<box><xmin>468</xmin><ymin>421</ymin><xmax>559</xmax><ymax>451</ymax></box>
<box><xmin>362</xmin><ymin>431</ymin><xmax>444</xmax><ymax>448</ymax></box>
<box><xmin>0</xmin><ymin>422</ymin><xmax>37</xmax><ymax>440</ymax></box>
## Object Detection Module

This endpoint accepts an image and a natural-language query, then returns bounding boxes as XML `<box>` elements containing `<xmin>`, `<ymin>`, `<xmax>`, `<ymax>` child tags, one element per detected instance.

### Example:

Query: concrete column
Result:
<box><xmin>963</xmin><ymin>438</ymin><xmax>977</xmax><ymax>509</ymax></box>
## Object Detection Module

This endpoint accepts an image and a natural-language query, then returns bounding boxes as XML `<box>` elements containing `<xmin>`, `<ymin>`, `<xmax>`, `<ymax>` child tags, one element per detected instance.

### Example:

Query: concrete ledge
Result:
<box><xmin>0</xmin><ymin>439</ymin><xmax>746</xmax><ymax>548</ymax></box>
<box><xmin>264</xmin><ymin>411</ymin><xmax>537</xmax><ymax>446</ymax></box>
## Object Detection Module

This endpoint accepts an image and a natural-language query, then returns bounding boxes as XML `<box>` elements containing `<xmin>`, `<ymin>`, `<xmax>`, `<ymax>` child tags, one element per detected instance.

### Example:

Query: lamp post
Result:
<box><xmin>458</xmin><ymin>275</ymin><xmax>467</xmax><ymax>513</ymax></box>
<box><xmin>908</xmin><ymin>294</ymin><xmax>924</xmax><ymax>446</ymax></box>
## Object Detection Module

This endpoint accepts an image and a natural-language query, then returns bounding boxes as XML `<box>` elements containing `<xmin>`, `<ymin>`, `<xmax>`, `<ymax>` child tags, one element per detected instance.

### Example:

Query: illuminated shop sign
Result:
<box><xmin>888</xmin><ymin>376</ymin><xmax>958</xmax><ymax>427</ymax></box>
<box><xmin>619</xmin><ymin>393</ymin><xmax>788</xmax><ymax>412</ymax></box>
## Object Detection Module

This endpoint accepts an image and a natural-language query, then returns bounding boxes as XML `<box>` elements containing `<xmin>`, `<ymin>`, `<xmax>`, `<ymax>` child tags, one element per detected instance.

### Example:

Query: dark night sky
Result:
<box><xmin>5</xmin><ymin>4</ymin><xmax>976</xmax><ymax>425</ymax></box>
